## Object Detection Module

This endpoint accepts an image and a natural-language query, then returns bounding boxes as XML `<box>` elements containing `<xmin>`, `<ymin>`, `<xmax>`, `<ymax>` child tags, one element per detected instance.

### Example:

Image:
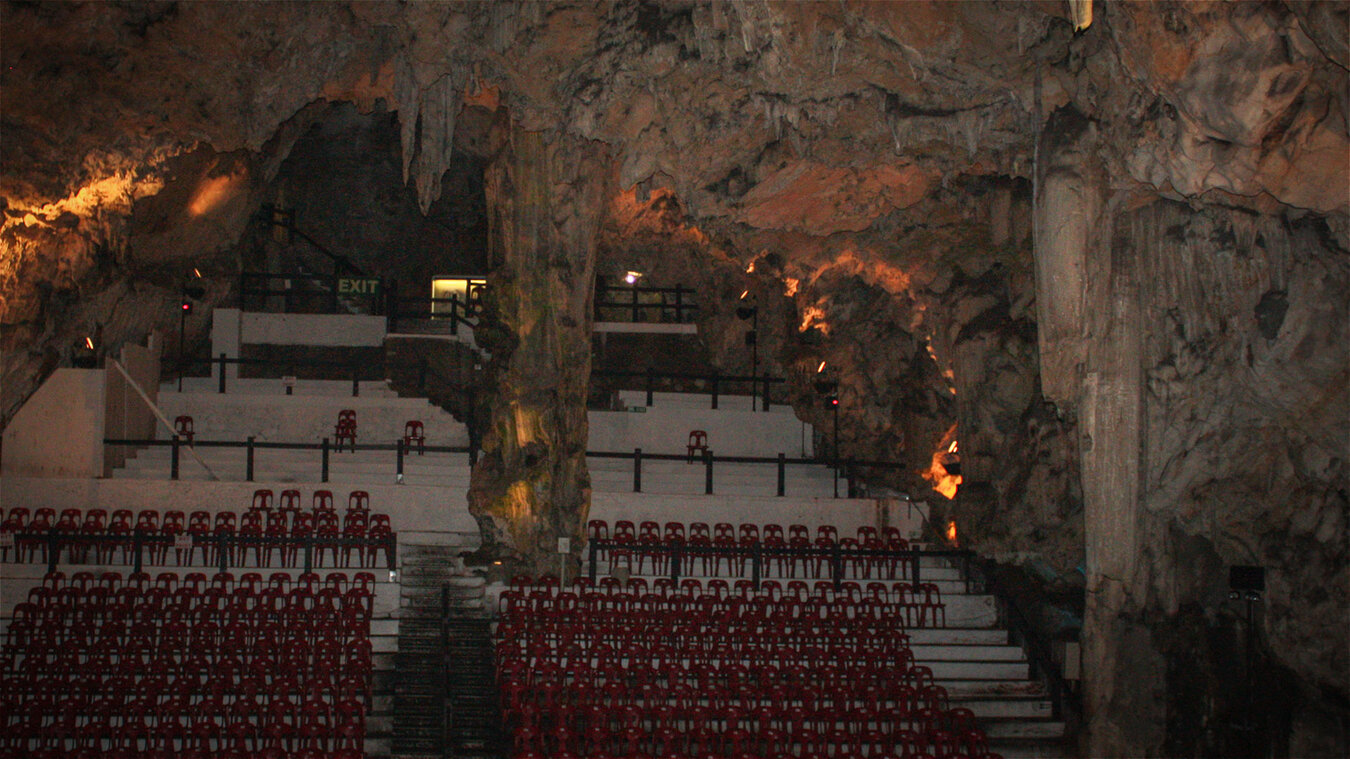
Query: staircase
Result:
<box><xmin>391</xmin><ymin>544</ymin><xmax>455</xmax><ymax>758</ymax></box>
<box><xmin>444</xmin><ymin>613</ymin><xmax>505</xmax><ymax>758</ymax></box>
<box><xmin>392</xmin><ymin>543</ymin><xmax>499</xmax><ymax>759</ymax></box>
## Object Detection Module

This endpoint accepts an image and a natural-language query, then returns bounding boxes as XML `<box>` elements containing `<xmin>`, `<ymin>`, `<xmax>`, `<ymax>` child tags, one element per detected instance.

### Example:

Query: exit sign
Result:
<box><xmin>338</xmin><ymin>278</ymin><xmax>381</xmax><ymax>296</ymax></box>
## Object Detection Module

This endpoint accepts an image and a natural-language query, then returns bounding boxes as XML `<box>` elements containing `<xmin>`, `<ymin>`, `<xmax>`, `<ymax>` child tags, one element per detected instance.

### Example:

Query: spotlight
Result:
<box><xmin>624</xmin><ymin>271</ymin><xmax>643</xmax><ymax>285</ymax></box>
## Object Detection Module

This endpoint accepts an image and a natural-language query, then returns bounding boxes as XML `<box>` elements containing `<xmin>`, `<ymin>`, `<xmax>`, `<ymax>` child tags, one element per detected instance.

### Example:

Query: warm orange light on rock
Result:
<box><xmin>188</xmin><ymin>174</ymin><xmax>238</xmax><ymax>216</ymax></box>
<box><xmin>946</xmin><ymin>520</ymin><xmax>958</xmax><ymax>545</ymax></box>
<box><xmin>922</xmin><ymin>425</ymin><xmax>962</xmax><ymax>499</ymax></box>
<box><xmin>799</xmin><ymin>304</ymin><xmax>828</xmax><ymax>333</ymax></box>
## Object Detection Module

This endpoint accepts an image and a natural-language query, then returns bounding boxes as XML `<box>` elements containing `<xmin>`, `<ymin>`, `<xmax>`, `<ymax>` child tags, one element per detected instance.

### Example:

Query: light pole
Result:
<box><xmin>736</xmin><ymin>299</ymin><xmax>759</xmax><ymax>410</ymax></box>
<box><xmin>813</xmin><ymin>376</ymin><xmax>840</xmax><ymax>497</ymax></box>
<box><xmin>179</xmin><ymin>279</ymin><xmax>205</xmax><ymax>391</ymax></box>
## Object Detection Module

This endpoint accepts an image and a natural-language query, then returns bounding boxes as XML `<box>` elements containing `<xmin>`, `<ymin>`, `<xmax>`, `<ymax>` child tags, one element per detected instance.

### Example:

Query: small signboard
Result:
<box><xmin>173</xmin><ymin>534</ymin><xmax>194</xmax><ymax>551</ymax></box>
<box><xmin>0</xmin><ymin>532</ymin><xmax>14</xmax><ymax>549</ymax></box>
<box><xmin>556</xmin><ymin>537</ymin><xmax>571</xmax><ymax>554</ymax></box>
<box><xmin>337</xmin><ymin>278</ymin><xmax>381</xmax><ymax>297</ymax></box>
<box><xmin>627</xmin><ymin>406</ymin><xmax>647</xmax><ymax>413</ymax></box>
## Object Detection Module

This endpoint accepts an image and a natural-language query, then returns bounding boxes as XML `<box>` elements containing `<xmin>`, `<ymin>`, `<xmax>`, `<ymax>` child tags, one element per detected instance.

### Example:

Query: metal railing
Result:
<box><xmin>4</xmin><ymin>530</ymin><xmax>396</xmax><ymax>577</ymax></box>
<box><xmin>239</xmin><ymin>271</ymin><xmax>382</xmax><ymax>315</ymax></box>
<box><xmin>594</xmin><ymin>368</ymin><xmax>786</xmax><ymax>411</ymax></box>
<box><xmin>384</xmin><ymin>286</ymin><xmax>482</xmax><ymax>336</ymax></box>
<box><xmin>594</xmin><ymin>282</ymin><xmax>698</xmax><ymax>323</ymax></box>
<box><xmin>104</xmin><ymin>437</ymin><xmax>475</xmax><ymax>482</ymax></box>
<box><xmin>179</xmin><ymin>353</ymin><xmax>426</xmax><ymax>397</ymax></box>
<box><xmin>586</xmin><ymin>540</ymin><xmax>975</xmax><ymax>591</ymax></box>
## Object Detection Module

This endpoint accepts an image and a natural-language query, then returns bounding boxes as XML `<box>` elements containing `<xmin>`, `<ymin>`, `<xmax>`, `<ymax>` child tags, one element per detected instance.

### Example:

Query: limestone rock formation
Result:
<box><xmin>1</xmin><ymin>2</ymin><xmax>1345</xmax><ymax>755</ymax></box>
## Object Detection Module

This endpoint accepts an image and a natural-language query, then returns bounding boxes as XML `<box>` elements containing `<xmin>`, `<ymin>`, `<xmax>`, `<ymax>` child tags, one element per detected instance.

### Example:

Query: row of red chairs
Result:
<box><xmin>500</xmin><ymin>591</ymin><xmax>944</xmax><ymax>628</ymax></box>
<box><xmin>511</xmin><ymin>575</ymin><xmax>941</xmax><ymax>605</ymax></box>
<box><xmin>248</xmin><ymin>489</ymin><xmax>369</xmax><ymax>514</ymax></box>
<box><xmin>3</xmin><ymin>698</ymin><xmax>365</xmax><ymax>754</ymax></box>
<box><xmin>497</xmin><ymin>621</ymin><xmax>913</xmax><ymax>652</ymax></box>
<box><xmin>32</xmin><ymin>569</ymin><xmax>375</xmax><ymax>592</ymax></box>
<box><xmin>1</xmin><ymin>504</ymin><xmax>391</xmax><ymax>569</ymax></box>
<box><xmin>0</xmin><ymin>749</ymin><xmax>360</xmax><ymax>759</ymax></box>
<box><xmin>587</xmin><ymin>520</ymin><xmax>914</xmax><ymax>578</ymax></box>
<box><xmin>510</xmin><ymin>721</ymin><xmax>988</xmax><ymax>759</ymax></box>
<box><xmin>587</xmin><ymin>521</ymin><xmax>909</xmax><ymax>549</ymax></box>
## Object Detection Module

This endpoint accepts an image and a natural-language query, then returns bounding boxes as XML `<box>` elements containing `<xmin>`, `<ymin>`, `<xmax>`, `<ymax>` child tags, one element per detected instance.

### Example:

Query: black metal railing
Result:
<box><xmin>586</xmin><ymin>540</ymin><xmax>975</xmax><ymax>590</ymax></box>
<box><xmin>593</xmin><ymin>368</ymin><xmax>786</xmax><ymax>411</ymax></box>
<box><xmin>179</xmin><ymin>354</ymin><xmax>424</xmax><ymax>397</ymax></box>
<box><xmin>587</xmin><ymin>449</ymin><xmax>903</xmax><ymax>498</ymax></box>
<box><xmin>104</xmin><ymin>437</ymin><xmax>475</xmax><ymax>482</ymax></box>
<box><xmin>384</xmin><ymin>281</ymin><xmax>484</xmax><ymax>336</ymax></box>
<box><xmin>239</xmin><ymin>271</ymin><xmax>383</xmax><ymax>315</ymax></box>
<box><xmin>594</xmin><ymin>282</ymin><xmax>697</xmax><ymax>324</ymax></box>
<box><xmin>5</xmin><ymin>530</ymin><xmax>396</xmax><ymax>577</ymax></box>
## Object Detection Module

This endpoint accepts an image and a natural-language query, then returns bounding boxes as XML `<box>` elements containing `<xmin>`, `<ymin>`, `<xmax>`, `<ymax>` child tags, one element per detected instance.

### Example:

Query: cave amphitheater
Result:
<box><xmin>0</xmin><ymin>2</ymin><xmax>1346</xmax><ymax>758</ymax></box>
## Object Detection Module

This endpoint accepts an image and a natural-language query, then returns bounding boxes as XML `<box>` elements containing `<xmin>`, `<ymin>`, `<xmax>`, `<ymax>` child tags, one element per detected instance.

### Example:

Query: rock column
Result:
<box><xmin>468</xmin><ymin>123</ymin><xmax>612</xmax><ymax>573</ymax></box>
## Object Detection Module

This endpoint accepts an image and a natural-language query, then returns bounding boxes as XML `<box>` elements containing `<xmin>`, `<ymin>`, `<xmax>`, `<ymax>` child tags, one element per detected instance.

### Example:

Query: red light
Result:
<box><xmin>182</xmin><ymin>302</ymin><xmax>192</xmax><ymax>312</ymax></box>
<box><xmin>830</xmin><ymin>398</ymin><xmax>839</xmax><ymax>407</ymax></box>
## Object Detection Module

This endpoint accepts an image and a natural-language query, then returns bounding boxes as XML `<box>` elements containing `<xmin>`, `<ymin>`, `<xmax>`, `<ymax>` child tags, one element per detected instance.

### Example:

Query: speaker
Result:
<box><xmin>1229</xmin><ymin>565</ymin><xmax>1265</xmax><ymax>592</ymax></box>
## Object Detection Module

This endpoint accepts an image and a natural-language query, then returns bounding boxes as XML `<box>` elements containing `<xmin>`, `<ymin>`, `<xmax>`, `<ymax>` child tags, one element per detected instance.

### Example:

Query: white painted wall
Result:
<box><xmin>240</xmin><ymin>311</ymin><xmax>387</xmax><ymax>347</ymax></box>
<box><xmin>211</xmin><ymin>308</ymin><xmax>242</xmax><ymax>383</ymax></box>
<box><xmin>155</xmin><ymin>392</ymin><xmax>467</xmax><ymax>445</ymax></box>
<box><xmin>1</xmin><ymin>369</ymin><xmax>105</xmax><ymax>478</ymax></box>
<box><xmin>589</xmin><ymin>407</ymin><xmax>814</xmax><ymax>458</ymax></box>
<box><xmin>105</xmin><ymin>341</ymin><xmax>162</xmax><ymax>473</ymax></box>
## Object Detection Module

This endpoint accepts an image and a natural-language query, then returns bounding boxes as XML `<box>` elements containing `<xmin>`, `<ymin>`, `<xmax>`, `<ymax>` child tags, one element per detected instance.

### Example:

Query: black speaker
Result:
<box><xmin>1229</xmin><ymin>565</ymin><xmax>1265</xmax><ymax>592</ymax></box>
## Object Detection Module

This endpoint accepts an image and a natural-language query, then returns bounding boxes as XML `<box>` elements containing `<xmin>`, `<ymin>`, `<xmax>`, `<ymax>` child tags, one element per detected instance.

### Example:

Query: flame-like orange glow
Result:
<box><xmin>922</xmin><ymin>425</ymin><xmax>962</xmax><ymax>499</ymax></box>
<box><xmin>817</xmin><ymin>360</ymin><xmax>827</xmax><ymax>373</ymax></box>
<box><xmin>784</xmin><ymin>277</ymin><xmax>799</xmax><ymax>297</ymax></box>
<box><xmin>85</xmin><ymin>337</ymin><xmax>94</xmax><ymax>350</ymax></box>
<box><xmin>946</xmin><ymin>521</ymin><xmax>958</xmax><ymax>545</ymax></box>
<box><xmin>746</xmin><ymin>261</ymin><xmax>755</xmax><ymax>273</ymax></box>
<box><xmin>799</xmin><ymin>305</ymin><xmax>828</xmax><ymax>333</ymax></box>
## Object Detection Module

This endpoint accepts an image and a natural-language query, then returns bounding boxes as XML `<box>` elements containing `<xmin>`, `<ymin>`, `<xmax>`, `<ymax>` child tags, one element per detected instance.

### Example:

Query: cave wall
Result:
<box><xmin>1</xmin><ymin>1</ymin><xmax>1346</xmax><ymax>753</ymax></box>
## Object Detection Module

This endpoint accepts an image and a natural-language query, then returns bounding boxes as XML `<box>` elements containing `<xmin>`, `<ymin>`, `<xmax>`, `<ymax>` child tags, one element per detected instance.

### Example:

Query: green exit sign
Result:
<box><xmin>338</xmin><ymin>278</ymin><xmax>381</xmax><ymax>296</ymax></box>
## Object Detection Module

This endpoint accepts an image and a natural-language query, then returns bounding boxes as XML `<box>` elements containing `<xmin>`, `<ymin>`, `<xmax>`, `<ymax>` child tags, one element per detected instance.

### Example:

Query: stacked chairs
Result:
<box><xmin>333</xmin><ymin>410</ymin><xmax>357</xmax><ymax>452</ymax></box>
<box><xmin>0</xmin><ymin>492</ymin><xmax>393</xmax><ymax>571</ymax></box>
<box><xmin>1</xmin><ymin>570</ymin><xmax>373</xmax><ymax>757</ymax></box>
<box><xmin>496</xmin><ymin>574</ymin><xmax>993</xmax><ymax>759</ymax></box>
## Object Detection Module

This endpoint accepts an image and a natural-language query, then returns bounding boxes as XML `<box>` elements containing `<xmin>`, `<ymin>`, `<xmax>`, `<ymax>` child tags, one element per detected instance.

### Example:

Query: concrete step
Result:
<box><xmin>985</xmin><ymin>720</ymin><xmax>1069</xmax><ymax>740</ymax></box>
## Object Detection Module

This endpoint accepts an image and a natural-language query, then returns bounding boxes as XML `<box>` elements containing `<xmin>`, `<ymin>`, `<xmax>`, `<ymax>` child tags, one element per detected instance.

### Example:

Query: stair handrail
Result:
<box><xmin>259</xmin><ymin>203</ymin><xmax>367</xmax><ymax>277</ymax></box>
<box><xmin>969</xmin><ymin>558</ymin><xmax>1080</xmax><ymax>722</ymax></box>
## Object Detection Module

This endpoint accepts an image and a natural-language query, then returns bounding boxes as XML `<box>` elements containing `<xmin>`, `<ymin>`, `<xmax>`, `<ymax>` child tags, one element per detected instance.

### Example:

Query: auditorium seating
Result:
<box><xmin>0</xmin><ymin>570</ymin><xmax>373</xmax><ymax>757</ymax></box>
<box><xmin>0</xmin><ymin>491</ymin><xmax>395</xmax><ymax>571</ymax></box>
<box><xmin>495</xmin><ymin>566</ymin><xmax>992</xmax><ymax>759</ymax></box>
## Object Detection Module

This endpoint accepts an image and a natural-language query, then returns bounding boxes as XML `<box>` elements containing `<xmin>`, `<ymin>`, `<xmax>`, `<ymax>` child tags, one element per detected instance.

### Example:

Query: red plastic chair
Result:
<box><xmin>686</xmin><ymin>429</ymin><xmax>708</xmax><ymax>462</ymax></box>
<box><xmin>334</xmin><ymin>410</ymin><xmax>357</xmax><ymax>452</ymax></box>
<box><xmin>347</xmin><ymin>491</ymin><xmax>370</xmax><ymax>512</ymax></box>
<box><xmin>403</xmin><ymin>420</ymin><xmax>425</xmax><ymax>455</ymax></box>
<box><xmin>312</xmin><ymin>490</ymin><xmax>335</xmax><ymax>513</ymax></box>
<box><xmin>174</xmin><ymin>415</ymin><xmax>194</xmax><ymax>444</ymax></box>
